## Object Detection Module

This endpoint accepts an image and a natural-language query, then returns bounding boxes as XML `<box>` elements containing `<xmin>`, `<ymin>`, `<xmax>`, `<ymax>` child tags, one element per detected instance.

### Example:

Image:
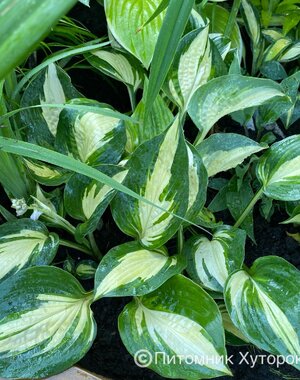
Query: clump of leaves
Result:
<box><xmin>0</xmin><ymin>0</ymin><xmax>299</xmax><ymax>379</ymax></box>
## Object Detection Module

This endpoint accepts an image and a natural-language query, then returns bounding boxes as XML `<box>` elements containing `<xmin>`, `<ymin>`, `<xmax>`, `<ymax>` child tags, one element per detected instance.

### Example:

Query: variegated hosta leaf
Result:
<box><xmin>282</xmin><ymin>204</ymin><xmax>300</xmax><ymax>225</ymax></box>
<box><xmin>119</xmin><ymin>275</ymin><xmax>232</xmax><ymax>379</ymax></box>
<box><xmin>167</xmin><ymin>25</ymin><xmax>212</xmax><ymax>111</ymax></box>
<box><xmin>94</xmin><ymin>241</ymin><xmax>185</xmax><ymax>300</ymax></box>
<box><xmin>24</xmin><ymin>158</ymin><xmax>71</xmax><ymax>186</ymax></box>
<box><xmin>196</xmin><ymin>3</ymin><xmax>243</xmax><ymax>61</ymax></box>
<box><xmin>185</xmin><ymin>143</ymin><xmax>208</xmax><ymax>221</ymax></box>
<box><xmin>76</xmin><ymin>260</ymin><xmax>98</xmax><ymax>280</ymax></box>
<box><xmin>104</xmin><ymin>0</ymin><xmax>166</xmax><ymax>68</ymax></box>
<box><xmin>218</xmin><ymin>304</ymin><xmax>249</xmax><ymax>345</ymax></box>
<box><xmin>55</xmin><ymin>98</ymin><xmax>126</xmax><ymax>165</ymax></box>
<box><xmin>0</xmin><ymin>266</ymin><xmax>96</xmax><ymax>378</ymax></box>
<box><xmin>257</xmin><ymin>135</ymin><xmax>300</xmax><ymax>201</ymax></box>
<box><xmin>279</xmin><ymin>41</ymin><xmax>300</xmax><ymax>62</ymax></box>
<box><xmin>241</xmin><ymin>0</ymin><xmax>261</xmax><ymax>48</ymax></box>
<box><xmin>111</xmin><ymin>117</ymin><xmax>189</xmax><ymax>248</ymax></box>
<box><xmin>125</xmin><ymin>80</ymin><xmax>173</xmax><ymax>153</ymax></box>
<box><xmin>263</xmin><ymin>38</ymin><xmax>292</xmax><ymax>62</ymax></box>
<box><xmin>184</xmin><ymin>226</ymin><xmax>245</xmax><ymax>293</ymax></box>
<box><xmin>64</xmin><ymin>166</ymin><xmax>128</xmax><ymax>239</ymax></box>
<box><xmin>21</xmin><ymin>63</ymin><xmax>80</xmax><ymax>146</ymax></box>
<box><xmin>188</xmin><ymin>75</ymin><xmax>286</xmax><ymax>140</ymax></box>
<box><xmin>86</xmin><ymin>49</ymin><xmax>142</xmax><ymax>91</ymax></box>
<box><xmin>196</xmin><ymin>133</ymin><xmax>267</xmax><ymax>177</ymax></box>
<box><xmin>0</xmin><ymin>219</ymin><xmax>59</xmax><ymax>283</ymax></box>
<box><xmin>225</xmin><ymin>256</ymin><xmax>300</xmax><ymax>369</ymax></box>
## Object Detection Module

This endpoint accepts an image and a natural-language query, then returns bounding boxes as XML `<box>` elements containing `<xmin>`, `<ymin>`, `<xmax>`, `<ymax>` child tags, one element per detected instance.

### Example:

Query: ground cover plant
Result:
<box><xmin>0</xmin><ymin>0</ymin><xmax>299</xmax><ymax>379</ymax></box>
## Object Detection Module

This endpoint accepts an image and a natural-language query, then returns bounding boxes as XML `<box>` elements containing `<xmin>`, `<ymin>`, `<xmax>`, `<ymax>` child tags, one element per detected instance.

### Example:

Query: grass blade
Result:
<box><xmin>0</xmin><ymin>137</ymin><xmax>209</xmax><ymax>232</ymax></box>
<box><xmin>145</xmin><ymin>0</ymin><xmax>194</xmax><ymax>118</ymax></box>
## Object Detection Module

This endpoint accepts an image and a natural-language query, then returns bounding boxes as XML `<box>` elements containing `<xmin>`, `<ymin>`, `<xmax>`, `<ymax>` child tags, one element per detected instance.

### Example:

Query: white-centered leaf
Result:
<box><xmin>225</xmin><ymin>256</ymin><xmax>300</xmax><ymax>369</ymax></box>
<box><xmin>104</xmin><ymin>0</ymin><xmax>166</xmax><ymax>68</ymax></box>
<box><xmin>112</xmin><ymin>117</ymin><xmax>189</xmax><ymax>248</ymax></box>
<box><xmin>167</xmin><ymin>25</ymin><xmax>212</xmax><ymax>110</ymax></box>
<box><xmin>188</xmin><ymin>75</ymin><xmax>286</xmax><ymax>140</ymax></box>
<box><xmin>0</xmin><ymin>219</ymin><xmax>59</xmax><ymax>283</ymax></box>
<box><xmin>257</xmin><ymin>135</ymin><xmax>300</xmax><ymax>201</ymax></box>
<box><xmin>56</xmin><ymin>99</ymin><xmax>126</xmax><ymax>165</ymax></box>
<box><xmin>196</xmin><ymin>133</ymin><xmax>267</xmax><ymax>177</ymax></box>
<box><xmin>119</xmin><ymin>275</ymin><xmax>231</xmax><ymax>379</ymax></box>
<box><xmin>21</xmin><ymin>64</ymin><xmax>80</xmax><ymax>146</ymax></box>
<box><xmin>94</xmin><ymin>241</ymin><xmax>184</xmax><ymax>299</ymax></box>
<box><xmin>24</xmin><ymin>158</ymin><xmax>70</xmax><ymax>186</ymax></box>
<box><xmin>65</xmin><ymin>166</ymin><xmax>128</xmax><ymax>239</ymax></box>
<box><xmin>87</xmin><ymin>49</ymin><xmax>142</xmax><ymax>91</ymax></box>
<box><xmin>0</xmin><ymin>266</ymin><xmax>96</xmax><ymax>378</ymax></box>
<box><xmin>185</xmin><ymin>226</ymin><xmax>245</xmax><ymax>292</ymax></box>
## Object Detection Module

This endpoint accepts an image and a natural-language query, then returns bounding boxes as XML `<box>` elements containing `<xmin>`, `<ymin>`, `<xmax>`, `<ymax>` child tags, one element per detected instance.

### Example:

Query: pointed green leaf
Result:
<box><xmin>21</xmin><ymin>63</ymin><xmax>81</xmax><ymax>146</ymax></box>
<box><xmin>257</xmin><ymin>135</ymin><xmax>300</xmax><ymax>201</ymax></box>
<box><xmin>0</xmin><ymin>266</ymin><xmax>96</xmax><ymax>378</ymax></box>
<box><xmin>111</xmin><ymin>117</ymin><xmax>189</xmax><ymax>248</ymax></box>
<box><xmin>94</xmin><ymin>241</ymin><xmax>185</xmax><ymax>300</ymax></box>
<box><xmin>0</xmin><ymin>219</ymin><xmax>59</xmax><ymax>283</ymax></box>
<box><xmin>196</xmin><ymin>133</ymin><xmax>267</xmax><ymax>177</ymax></box>
<box><xmin>104</xmin><ymin>0</ymin><xmax>166</xmax><ymax>68</ymax></box>
<box><xmin>24</xmin><ymin>158</ymin><xmax>71</xmax><ymax>186</ymax></box>
<box><xmin>184</xmin><ymin>226</ymin><xmax>245</xmax><ymax>293</ymax></box>
<box><xmin>188</xmin><ymin>75</ymin><xmax>286</xmax><ymax>140</ymax></box>
<box><xmin>225</xmin><ymin>256</ymin><xmax>300</xmax><ymax>369</ymax></box>
<box><xmin>185</xmin><ymin>143</ymin><xmax>208</xmax><ymax>221</ymax></box>
<box><xmin>55</xmin><ymin>98</ymin><xmax>126</xmax><ymax>165</ymax></box>
<box><xmin>119</xmin><ymin>275</ymin><xmax>232</xmax><ymax>379</ymax></box>
<box><xmin>279</xmin><ymin>41</ymin><xmax>300</xmax><ymax>62</ymax></box>
<box><xmin>64</xmin><ymin>166</ymin><xmax>128</xmax><ymax>238</ymax></box>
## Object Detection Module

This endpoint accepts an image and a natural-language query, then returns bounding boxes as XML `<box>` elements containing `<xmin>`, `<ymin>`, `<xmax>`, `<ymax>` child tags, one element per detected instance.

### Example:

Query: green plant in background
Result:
<box><xmin>0</xmin><ymin>0</ymin><xmax>299</xmax><ymax>379</ymax></box>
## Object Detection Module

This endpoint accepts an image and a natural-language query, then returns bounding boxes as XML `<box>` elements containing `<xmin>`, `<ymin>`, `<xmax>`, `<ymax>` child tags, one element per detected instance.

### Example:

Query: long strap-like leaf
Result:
<box><xmin>0</xmin><ymin>137</ymin><xmax>207</xmax><ymax>231</ymax></box>
<box><xmin>0</xmin><ymin>0</ymin><xmax>77</xmax><ymax>80</ymax></box>
<box><xmin>145</xmin><ymin>0</ymin><xmax>194</xmax><ymax>118</ymax></box>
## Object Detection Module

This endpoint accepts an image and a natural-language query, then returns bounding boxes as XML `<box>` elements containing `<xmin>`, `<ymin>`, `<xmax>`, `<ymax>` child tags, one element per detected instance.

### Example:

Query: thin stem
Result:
<box><xmin>234</xmin><ymin>187</ymin><xmax>264</xmax><ymax>228</ymax></box>
<box><xmin>224</xmin><ymin>0</ymin><xmax>242</xmax><ymax>38</ymax></box>
<box><xmin>88</xmin><ymin>232</ymin><xmax>102</xmax><ymax>260</ymax></box>
<box><xmin>60</xmin><ymin>239</ymin><xmax>93</xmax><ymax>256</ymax></box>
<box><xmin>127</xmin><ymin>85</ymin><xmax>137</xmax><ymax>112</ymax></box>
<box><xmin>177</xmin><ymin>225</ymin><xmax>184</xmax><ymax>254</ymax></box>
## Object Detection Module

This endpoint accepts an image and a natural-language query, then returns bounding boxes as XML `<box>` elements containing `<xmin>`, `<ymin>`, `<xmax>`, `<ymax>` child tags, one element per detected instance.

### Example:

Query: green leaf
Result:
<box><xmin>0</xmin><ymin>266</ymin><xmax>96</xmax><ymax>378</ymax></box>
<box><xmin>94</xmin><ymin>241</ymin><xmax>185</xmax><ymax>299</ymax></box>
<box><xmin>225</xmin><ymin>256</ymin><xmax>300</xmax><ymax>369</ymax></box>
<box><xmin>0</xmin><ymin>0</ymin><xmax>77</xmax><ymax>80</ymax></box>
<box><xmin>24</xmin><ymin>158</ymin><xmax>71</xmax><ymax>186</ymax></box>
<box><xmin>85</xmin><ymin>49</ymin><xmax>142</xmax><ymax>91</ymax></box>
<box><xmin>281</xmin><ymin>204</ymin><xmax>300</xmax><ymax>225</ymax></box>
<box><xmin>166</xmin><ymin>25</ymin><xmax>212</xmax><ymax>111</ymax></box>
<box><xmin>0</xmin><ymin>219</ymin><xmax>59</xmax><ymax>283</ymax></box>
<box><xmin>76</xmin><ymin>260</ymin><xmax>97</xmax><ymax>280</ymax></box>
<box><xmin>145</xmin><ymin>0</ymin><xmax>195</xmax><ymax>116</ymax></box>
<box><xmin>55</xmin><ymin>98</ymin><xmax>126</xmax><ymax>165</ymax></box>
<box><xmin>185</xmin><ymin>143</ymin><xmax>208</xmax><ymax>221</ymax></box>
<box><xmin>184</xmin><ymin>226</ymin><xmax>245</xmax><ymax>293</ymax></box>
<box><xmin>21</xmin><ymin>63</ymin><xmax>81</xmax><ymax>146</ymax></box>
<box><xmin>226</xmin><ymin>176</ymin><xmax>255</xmax><ymax>241</ymax></box>
<box><xmin>125</xmin><ymin>79</ymin><xmax>173</xmax><ymax>153</ymax></box>
<box><xmin>119</xmin><ymin>275</ymin><xmax>232</xmax><ymax>379</ymax></box>
<box><xmin>111</xmin><ymin>117</ymin><xmax>189</xmax><ymax>248</ymax></box>
<box><xmin>188</xmin><ymin>75</ymin><xmax>286</xmax><ymax>141</ymax></box>
<box><xmin>263</xmin><ymin>38</ymin><xmax>292</xmax><ymax>62</ymax></box>
<box><xmin>104</xmin><ymin>0</ymin><xmax>166</xmax><ymax>68</ymax></box>
<box><xmin>64</xmin><ymin>166</ymin><xmax>128</xmax><ymax>239</ymax></box>
<box><xmin>257</xmin><ymin>135</ymin><xmax>300</xmax><ymax>201</ymax></box>
<box><xmin>279</xmin><ymin>41</ymin><xmax>300</xmax><ymax>62</ymax></box>
<box><xmin>196</xmin><ymin>133</ymin><xmax>267</xmax><ymax>177</ymax></box>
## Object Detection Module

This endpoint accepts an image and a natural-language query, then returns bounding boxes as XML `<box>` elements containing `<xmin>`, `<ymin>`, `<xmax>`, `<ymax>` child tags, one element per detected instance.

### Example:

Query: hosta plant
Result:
<box><xmin>0</xmin><ymin>0</ymin><xmax>299</xmax><ymax>379</ymax></box>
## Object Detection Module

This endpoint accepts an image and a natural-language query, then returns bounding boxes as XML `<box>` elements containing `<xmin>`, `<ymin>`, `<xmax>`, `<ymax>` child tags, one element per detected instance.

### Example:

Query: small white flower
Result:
<box><xmin>11</xmin><ymin>198</ymin><xmax>28</xmax><ymax>216</ymax></box>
